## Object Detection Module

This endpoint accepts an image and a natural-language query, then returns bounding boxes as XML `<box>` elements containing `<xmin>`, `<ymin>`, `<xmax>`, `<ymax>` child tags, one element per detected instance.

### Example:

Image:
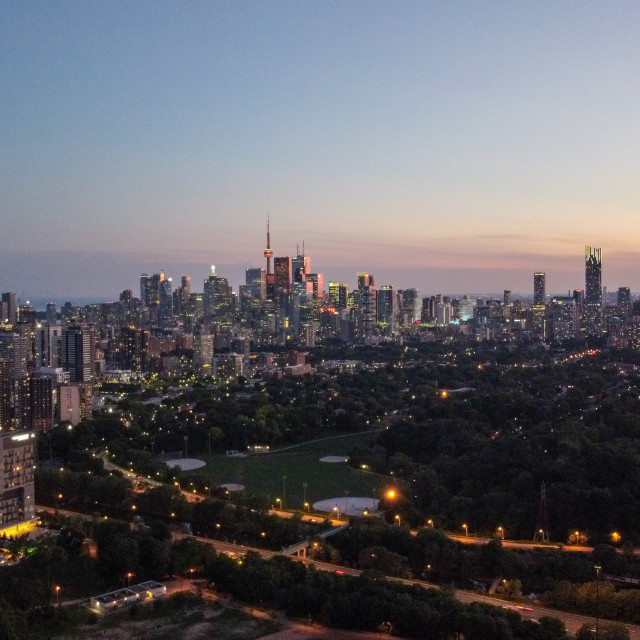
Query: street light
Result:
<box><xmin>333</xmin><ymin>506</ymin><xmax>340</xmax><ymax>520</ymax></box>
<box><xmin>595</xmin><ymin>565</ymin><xmax>602</xmax><ymax>640</ymax></box>
<box><xmin>611</xmin><ymin>531</ymin><xmax>621</xmax><ymax>543</ymax></box>
<box><xmin>386</xmin><ymin>489</ymin><xmax>396</xmax><ymax>500</ymax></box>
<box><xmin>497</xmin><ymin>526</ymin><xmax>504</xmax><ymax>540</ymax></box>
<box><xmin>55</xmin><ymin>585</ymin><xmax>60</xmax><ymax>607</ymax></box>
<box><xmin>126</xmin><ymin>572</ymin><xmax>133</xmax><ymax>587</ymax></box>
<box><xmin>427</xmin><ymin>519</ymin><xmax>433</xmax><ymax>528</ymax></box>
<box><xmin>462</xmin><ymin>523</ymin><xmax>468</xmax><ymax>537</ymax></box>
<box><xmin>304</xmin><ymin>502</ymin><xmax>310</xmax><ymax>513</ymax></box>
<box><xmin>395</xmin><ymin>515</ymin><xmax>401</xmax><ymax>526</ymax></box>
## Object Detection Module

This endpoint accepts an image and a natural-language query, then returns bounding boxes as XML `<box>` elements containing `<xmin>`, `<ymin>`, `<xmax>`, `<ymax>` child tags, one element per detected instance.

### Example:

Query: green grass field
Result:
<box><xmin>191</xmin><ymin>431</ymin><xmax>388</xmax><ymax>508</ymax></box>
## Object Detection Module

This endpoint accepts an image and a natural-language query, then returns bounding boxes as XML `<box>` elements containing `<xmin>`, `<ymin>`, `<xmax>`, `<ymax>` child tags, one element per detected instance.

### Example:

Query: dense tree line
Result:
<box><xmin>0</xmin><ymin>515</ymin><xmax>572</xmax><ymax>640</ymax></box>
<box><xmin>349</xmin><ymin>352</ymin><xmax>640</xmax><ymax>543</ymax></box>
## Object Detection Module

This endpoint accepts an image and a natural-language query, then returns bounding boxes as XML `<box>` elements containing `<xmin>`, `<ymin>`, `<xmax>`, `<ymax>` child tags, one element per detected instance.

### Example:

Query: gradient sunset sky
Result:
<box><xmin>2</xmin><ymin>1</ymin><xmax>640</xmax><ymax>300</ymax></box>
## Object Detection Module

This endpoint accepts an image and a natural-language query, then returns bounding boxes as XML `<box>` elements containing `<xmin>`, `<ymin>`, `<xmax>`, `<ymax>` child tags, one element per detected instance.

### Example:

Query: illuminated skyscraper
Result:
<box><xmin>1</xmin><ymin>292</ymin><xmax>17</xmax><ymax>325</ymax></box>
<box><xmin>305</xmin><ymin>273</ymin><xmax>323</xmax><ymax>299</ymax></box>
<box><xmin>292</xmin><ymin>244</ymin><xmax>310</xmax><ymax>284</ymax></box>
<box><xmin>246</xmin><ymin>268</ymin><xmax>266</xmax><ymax>299</ymax></box>
<box><xmin>618</xmin><ymin>287</ymin><xmax>631</xmax><ymax>318</ymax></box>
<box><xmin>533</xmin><ymin>272</ymin><xmax>546</xmax><ymax>336</ymax></box>
<box><xmin>584</xmin><ymin>246</ymin><xmax>602</xmax><ymax>336</ymax></box>
<box><xmin>533</xmin><ymin>273</ymin><xmax>546</xmax><ymax>306</ymax></box>
<box><xmin>62</xmin><ymin>324</ymin><xmax>96</xmax><ymax>383</ymax></box>
<box><xmin>140</xmin><ymin>272</ymin><xmax>164</xmax><ymax>306</ymax></box>
<box><xmin>273</xmin><ymin>257</ymin><xmax>292</xmax><ymax>296</ymax></box>
<box><xmin>204</xmin><ymin>266</ymin><xmax>234</xmax><ymax>317</ymax></box>
<box><xmin>329</xmin><ymin>282</ymin><xmax>349</xmax><ymax>309</ymax></box>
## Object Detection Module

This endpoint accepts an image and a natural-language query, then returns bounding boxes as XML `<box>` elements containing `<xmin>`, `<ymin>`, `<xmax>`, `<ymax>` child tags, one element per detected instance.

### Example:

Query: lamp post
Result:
<box><xmin>127</xmin><ymin>572</ymin><xmax>133</xmax><ymax>587</ymax></box>
<box><xmin>395</xmin><ymin>514</ymin><xmax>401</xmax><ymax>526</ymax></box>
<box><xmin>497</xmin><ymin>526</ymin><xmax>504</xmax><ymax>540</ymax></box>
<box><xmin>463</xmin><ymin>523</ymin><xmax>468</xmax><ymax>537</ymax></box>
<box><xmin>427</xmin><ymin>519</ymin><xmax>433</xmax><ymax>528</ymax></box>
<box><xmin>595</xmin><ymin>565</ymin><xmax>602</xmax><ymax>640</ymax></box>
<box><xmin>55</xmin><ymin>586</ymin><xmax>60</xmax><ymax>607</ymax></box>
<box><xmin>303</xmin><ymin>482</ymin><xmax>308</xmax><ymax>507</ymax></box>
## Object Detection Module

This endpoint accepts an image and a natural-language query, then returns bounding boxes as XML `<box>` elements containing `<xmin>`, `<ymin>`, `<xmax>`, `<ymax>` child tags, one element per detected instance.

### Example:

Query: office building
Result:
<box><xmin>273</xmin><ymin>257</ymin><xmax>292</xmax><ymax>296</ymax></box>
<box><xmin>305</xmin><ymin>273</ymin><xmax>323</xmax><ymax>299</ymax></box>
<box><xmin>159</xmin><ymin>278</ymin><xmax>173</xmax><ymax>321</ymax></box>
<box><xmin>140</xmin><ymin>272</ymin><xmax>164</xmax><ymax>307</ymax></box>
<box><xmin>329</xmin><ymin>282</ymin><xmax>349</xmax><ymax>309</ymax></box>
<box><xmin>45</xmin><ymin>302</ymin><xmax>57</xmax><ymax>325</ymax></box>
<box><xmin>246</xmin><ymin>268</ymin><xmax>267</xmax><ymax>300</ymax></box>
<box><xmin>203</xmin><ymin>267</ymin><xmax>234</xmax><ymax>317</ymax></box>
<box><xmin>292</xmin><ymin>247</ymin><xmax>310</xmax><ymax>284</ymax></box>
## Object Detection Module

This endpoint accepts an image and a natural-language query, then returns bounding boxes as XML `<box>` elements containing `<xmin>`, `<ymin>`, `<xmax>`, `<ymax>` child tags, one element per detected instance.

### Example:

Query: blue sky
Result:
<box><xmin>2</xmin><ymin>1</ymin><xmax>640</xmax><ymax>299</ymax></box>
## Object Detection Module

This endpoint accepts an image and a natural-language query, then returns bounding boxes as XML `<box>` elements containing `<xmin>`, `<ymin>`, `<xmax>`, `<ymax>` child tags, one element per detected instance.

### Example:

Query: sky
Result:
<box><xmin>2</xmin><ymin>1</ymin><xmax>640</xmax><ymax>301</ymax></box>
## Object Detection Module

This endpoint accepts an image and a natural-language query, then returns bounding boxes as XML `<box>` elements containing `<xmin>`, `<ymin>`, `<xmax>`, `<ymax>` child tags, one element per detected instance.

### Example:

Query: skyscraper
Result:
<box><xmin>618</xmin><ymin>287</ymin><xmax>631</xmax><ymax>318</ymax></box>
<box><xmin>62</xmin><ymin>324</ymin><xmax>96</xmax><ymax>383</ymax></box>
<box><xmin>584</xmin><ymin>246</ymin><xmax>602</xmax><ymax>336</ymax></box>
<box><xmin>533</xmin><ymin>273</ymin><xmax>546</xmax><ymax>306</ymax></box>
<box><xmin>245</xmin><ymin>268</ymin><xmax>266</xmax><ymax>300</ymax></box>
<box><xmin>292</xmin><ymin>245</ymin><xmax>310</xmax><ymax>284</ymax></box>
<box><xmin>273</xmin><ymin>257</ymin><xmax>292</xmax><ymax>297</ymax></box>
<box><xmin>140</xmin><ymin>272</ymin><xmax>164</xmax><ymax>307</ymax></box>
<box><xmin>533</xmin><ymin>272</ymin><xmax>546</xmax><ymax>336</ymax></box>
<box><xmin>1</xmin><ymin>293</ymin><xmax>17</xmax><ymax>325</ymax></box>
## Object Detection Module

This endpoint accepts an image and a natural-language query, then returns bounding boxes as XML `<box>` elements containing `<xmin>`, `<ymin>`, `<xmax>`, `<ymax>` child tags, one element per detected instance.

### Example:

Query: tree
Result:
<box><xmin>576</xmin><ymin>622</ymin><xmax>630</xmax><ymax>640</ymax></box>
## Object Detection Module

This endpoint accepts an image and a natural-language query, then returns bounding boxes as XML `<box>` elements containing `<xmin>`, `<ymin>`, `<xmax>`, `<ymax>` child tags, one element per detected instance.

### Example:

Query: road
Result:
<box><xmin>180</xmin><ymin>533</ymin><xmax>640</xmax><ymax>637</ymax></box>
<box><xmin>34</xmin><ymin>511</ymin><xmax>640</xmax><ymax>637</ymax></box>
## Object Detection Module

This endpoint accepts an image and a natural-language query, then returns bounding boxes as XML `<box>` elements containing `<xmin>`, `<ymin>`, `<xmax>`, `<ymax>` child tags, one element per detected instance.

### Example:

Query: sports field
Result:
<box><xmin>191</xmin><ymin>431</ymin><xmax>387</xmax><ymax>508</ymax></box>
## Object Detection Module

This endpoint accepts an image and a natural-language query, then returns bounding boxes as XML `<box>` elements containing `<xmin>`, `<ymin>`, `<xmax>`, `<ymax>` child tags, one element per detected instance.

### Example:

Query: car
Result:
<box><xmin>335</xmin><ymin>570</ymin><xmax>344</xmax><ymax>574</ymax></box>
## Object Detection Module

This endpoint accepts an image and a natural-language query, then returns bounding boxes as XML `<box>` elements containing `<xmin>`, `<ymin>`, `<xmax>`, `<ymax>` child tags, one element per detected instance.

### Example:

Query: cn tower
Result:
<box><xmin>264</xmin><ymin>216</ymin><xmax>273</xmax><ymax>275</ymax></box>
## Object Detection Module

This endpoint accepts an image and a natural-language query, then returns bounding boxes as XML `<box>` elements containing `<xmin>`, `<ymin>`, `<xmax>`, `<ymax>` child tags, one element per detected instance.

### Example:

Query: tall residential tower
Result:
<box><xmin>584</xmin><ymin>246</ymin><xmax>602</xmax><ymax>336</ymax></box>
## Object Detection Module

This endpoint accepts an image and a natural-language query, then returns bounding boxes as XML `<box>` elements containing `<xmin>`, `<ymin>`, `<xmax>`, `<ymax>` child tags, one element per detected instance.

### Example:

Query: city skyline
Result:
<box><xmin>3</xmin><ymin>2</ymin><xmax>640</xmax><ymax>297</ymax></box>
<box><xmin>0</xmin><ymin>238</ymin><xmax>637</xmax><ymax>307</ymax></box>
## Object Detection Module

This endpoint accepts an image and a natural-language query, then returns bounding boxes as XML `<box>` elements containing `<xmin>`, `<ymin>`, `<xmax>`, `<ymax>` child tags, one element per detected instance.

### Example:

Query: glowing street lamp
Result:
<box><xmin>427</xmin><ymin>519</ymin><xmax>434</xmax><ymax>528</ymax></box>
<box><xmin>126</xmin><ymin>572</ymin><xmax>133</xmax><ymax>587</ymax></box>
<box><xmin>497</xmin><ymin>526</ymin><xmax>504</xmax><ymax>540</ymax></box>
<box><xmin>395</xmin><ymin>515</ymin><xmax>401</xmax><ymax>526</ymax></box>
<box><xmin>462</xmin><ymin>523</ymin><xmax>468</xmax><ymax>537</ymax></box>
<box><xmin>386</xmin><ymin>489</ymin><xmax>396</xmax><ymax>500</ymax></box>
<box><xmin>55</xmin><ymin>585</ymin><xmax>60</xmax><ymax>607</ymax></box>
<box><xmin>611</xmin><ymin>531</ymin><xmax>621</xmax><ymax>543</ymax></box>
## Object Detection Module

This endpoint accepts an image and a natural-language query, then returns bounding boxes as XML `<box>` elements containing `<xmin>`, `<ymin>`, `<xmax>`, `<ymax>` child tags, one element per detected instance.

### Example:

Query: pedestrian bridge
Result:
<box><xmin>280</xmin><ymin>523</ymin><xmax>349</xmax><ymax>557</ymax></box>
